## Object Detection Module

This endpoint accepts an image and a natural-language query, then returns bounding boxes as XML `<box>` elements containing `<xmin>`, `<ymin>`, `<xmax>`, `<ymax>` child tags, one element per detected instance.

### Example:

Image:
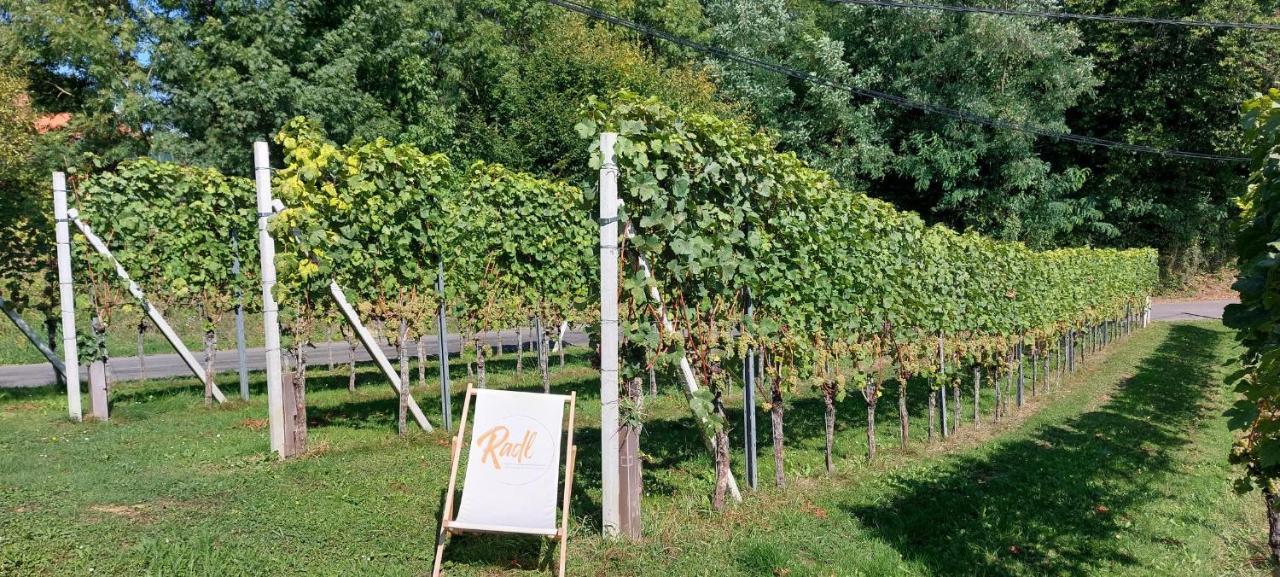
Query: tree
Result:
<box><xmin>143</xmin><ymin>0</ymin><xmax>723</xmax><ymax>179</ymax></box>
<box><xmin>689</xmin><ymin>0</ymin><xmax>1098</xmax><ymax>248</ymax></box>
<box><xmin>1055</xmin><ymin>0</ymin><xmax>1280</xmax><ymax>282</ymax></box>
<box><xmin>0</xmin><ymin>61</ymin><xmax>64</xmax><ymax>363</ymax></box>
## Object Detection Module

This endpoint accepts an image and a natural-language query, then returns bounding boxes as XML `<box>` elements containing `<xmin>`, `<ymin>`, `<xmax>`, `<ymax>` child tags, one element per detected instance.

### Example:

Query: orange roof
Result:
<box><xmin>35</xmin><ymin>112</ymin><xmax>71</xmax><ymax>134</ymax></box>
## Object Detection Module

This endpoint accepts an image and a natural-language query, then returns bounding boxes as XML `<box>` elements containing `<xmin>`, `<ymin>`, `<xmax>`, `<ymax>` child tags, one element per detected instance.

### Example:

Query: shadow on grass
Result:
<box><xmin>847</xmin><ymin>323</ymin><xmax>1222</xmax><ymax>577</ymax></box>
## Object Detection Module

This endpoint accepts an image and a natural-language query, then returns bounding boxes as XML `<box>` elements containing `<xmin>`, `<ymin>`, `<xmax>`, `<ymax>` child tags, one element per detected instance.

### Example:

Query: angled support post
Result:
<box><xmin>0</xmin><ymin>295</ymin><xmax>66</xmax><ymax>380</ymax></box>
<box><xmin>329</xmin><ymin>281</ymin><xmax>434</xmax><ymax>432</ymax></box>
<box><xmin>68</xmin><ymin>209</ymin><xmax>226</xmax><ymax>403</ymax></box>
<box><xmin>636</xmin><ymin>255</ymin><xmax>744</xmax><ymax>503</ymax></box>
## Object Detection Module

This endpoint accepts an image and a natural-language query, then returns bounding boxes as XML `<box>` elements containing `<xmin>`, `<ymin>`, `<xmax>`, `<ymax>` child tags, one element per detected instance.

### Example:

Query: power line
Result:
<box><xmin>545</xmin><ymin>0</ymin><xmax>1248</xmax><ymax>163</ymax></box>
<box><xmin>828</xmin><ymin>0</ymin><xmax>1280</xmax><ymax>32</ymax></box>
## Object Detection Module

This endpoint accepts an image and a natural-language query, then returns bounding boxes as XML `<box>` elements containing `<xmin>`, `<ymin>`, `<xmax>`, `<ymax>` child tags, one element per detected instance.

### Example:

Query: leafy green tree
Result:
<box><xmin>142</xmin><ymin>0</ymin><xmax>723</xmax><ymax>179</ymax></box>
<box><xmin>1056</xmin><ymin>0</ymin><xmax>1280</xmax><ymax>282</ymax></box>
<box><xmin>683</xmin><ymin>0</ymin><xmax>1098</xmax><ymax>248</ymax></box>
<box><xmin>0</xmin><ymin>0</ymin><xmax>154</xmax><ymax>166</ymax></box>
<box><xmin>0</xmin><ymin>64</ymin><xmax>59</xmax><ymax>357</ymax></box>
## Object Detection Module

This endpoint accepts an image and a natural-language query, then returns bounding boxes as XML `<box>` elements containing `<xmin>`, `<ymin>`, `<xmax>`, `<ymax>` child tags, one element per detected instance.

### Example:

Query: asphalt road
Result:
<box><xmin>0</xmin><ymin>328</ymin><xmax>587</xmax><ymax>388</ymax></box>
<box><xmin>1149</xmin><ymin>299</ymin><xmax>1236</xmax><ymax>322</ymax></box>
<box><xmin>0</xmin><ymin>300</ymin><xmax>1235</xmax><ymax>388</ymax></box>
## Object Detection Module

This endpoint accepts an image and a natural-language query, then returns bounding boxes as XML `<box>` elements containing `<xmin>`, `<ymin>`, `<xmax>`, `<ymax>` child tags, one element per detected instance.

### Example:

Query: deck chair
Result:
<box><xmin>433</xmin><ymin>385</ymin><xmax>578</xmax><ymax>577</ymax></box>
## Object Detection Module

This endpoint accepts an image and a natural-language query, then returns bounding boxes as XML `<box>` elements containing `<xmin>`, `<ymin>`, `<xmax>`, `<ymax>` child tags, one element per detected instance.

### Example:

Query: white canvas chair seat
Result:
<box><xmin>433</xmin><ymin>385</ymin><xmax>578</xmax><ymax>577</ymax></box>
<box><xmin>444</xmin><ymin>521</ymin><xmax>559</xmax><ymax>538</ymax></box>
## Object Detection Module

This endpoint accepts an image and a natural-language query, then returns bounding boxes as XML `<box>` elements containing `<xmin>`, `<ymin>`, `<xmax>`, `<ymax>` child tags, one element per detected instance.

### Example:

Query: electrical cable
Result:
<box><xmin>828</xmin><ymin>0</ymin><xmax>1280</xmax><ymax>32</ymax></box>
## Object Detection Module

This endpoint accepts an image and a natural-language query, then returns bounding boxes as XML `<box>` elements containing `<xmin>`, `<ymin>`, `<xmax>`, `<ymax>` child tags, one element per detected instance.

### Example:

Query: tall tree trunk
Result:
<box><xmin>137</xmin><ymin>320</ymin><xmax>147</xmax><ymax>380</ymax></box>
<box><xmin>516</xmin><ymin>327</ymin><xmax>524</xmax><ymax>379</ymax></box>
<box><xmin>973</xmin><ymin>367</ymin><xmax>981</xmax><ymax>425</ymax></box>
<box><xmin>712</xmin><ymin>391</ymin><xmax>730</xmax><ymax>511</ymax></box>
<box><xmin>397</xmin><ymin>321</ymin><xmax>409</xmax><ymax>437</ymax></box>
<box><xmin>771</xmin><ymin>377</ymin><xmax>785</xmax><ymax>487</ymax></box>
<box><xmin>291</xmin><ymin>342</ymin><xmax>308</xmax><ymax>453</ymax></box>
<box><xmin>823</xmin><ymin>385</ymin><xmax>836</xmax><ymax>473</ymax></box>
<box><xmin>648</xmin><ymin>364</ymin><xmax>657</xmax><ymax>397</ymax></box>
<box><xmin>475</xmin><ymin>335</ymin><xmax>487</xmax><ymax>388</ymax></box>
<box><xmin>203</xmin><ymin>324</ymin><xmax>216</xmax><ymax>407</ymax></box>
<box><xmin>898</xmin><ymin>376</ymin><xmax>909</xmax><ymax>449</ymax></box>
<box><xmin>539</xmin><ymin>326</ymin><xmax>550</xmax><ymax>393</ymax></box>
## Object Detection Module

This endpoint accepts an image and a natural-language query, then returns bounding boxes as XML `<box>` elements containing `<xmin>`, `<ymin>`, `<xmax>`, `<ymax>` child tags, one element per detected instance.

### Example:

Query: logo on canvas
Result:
<box><xmin>476</xmin><ymin>425</ymin><xmax>539</xmax><ymax>470</ymax></box>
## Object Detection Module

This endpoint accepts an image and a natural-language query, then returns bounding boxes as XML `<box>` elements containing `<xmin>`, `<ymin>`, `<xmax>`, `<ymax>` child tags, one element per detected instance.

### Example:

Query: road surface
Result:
<box><xmin>0</xmin><ymin>300</ymin><xmax>1234</xmax><ymax>388</ymax></box>
<box><xmin>0</xmin><ymin>328</ymin><xmax>587</xmax><ymax>388</ymax></box>
<box><xmin>1149</xmin><ymin>299</ymin><xmax>1235</xmax><ymax>322</ymax></box>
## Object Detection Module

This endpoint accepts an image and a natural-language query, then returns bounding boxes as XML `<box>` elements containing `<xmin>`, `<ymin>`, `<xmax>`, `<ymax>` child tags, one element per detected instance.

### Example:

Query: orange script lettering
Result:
<box><xmin>476</xmin><ymin>426</ymin><xmax>538</xmax><ymax>470</ymax></box>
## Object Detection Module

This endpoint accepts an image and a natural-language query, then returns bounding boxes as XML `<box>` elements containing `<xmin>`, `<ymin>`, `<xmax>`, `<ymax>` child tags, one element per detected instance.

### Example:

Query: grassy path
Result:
<box><xmin>0</xmin><ymin>322</ymin><xmax>1265</xmax><ymax>576</ymax></box>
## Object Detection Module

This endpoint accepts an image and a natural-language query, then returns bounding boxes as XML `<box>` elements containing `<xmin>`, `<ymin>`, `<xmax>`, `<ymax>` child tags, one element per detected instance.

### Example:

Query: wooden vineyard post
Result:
<box><xmin>598</xmin><ymin>132</ymin><xmax>622</xmax><ymax>537</ymax></box>
<box><xmin>619</xmin><ymin>377</ymin><xmax>642</xmax><ymax>539</ymax></box>
<box><xmin>53</xmin><ymin>171</ymin><xmax>82</xmax><ymax>422</ymax></box>
<box><xmin>255</xmin><ymin>141</ymin><xmax>288</xmax><ymax>458</ymax></box>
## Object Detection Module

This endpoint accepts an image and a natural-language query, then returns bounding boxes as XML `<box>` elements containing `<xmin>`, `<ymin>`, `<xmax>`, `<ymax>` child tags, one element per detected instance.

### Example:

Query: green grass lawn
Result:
<box><xmin>0</xmin><ymin>321</ymin><xmax>1266</xmax><ymax>576</ymax></box>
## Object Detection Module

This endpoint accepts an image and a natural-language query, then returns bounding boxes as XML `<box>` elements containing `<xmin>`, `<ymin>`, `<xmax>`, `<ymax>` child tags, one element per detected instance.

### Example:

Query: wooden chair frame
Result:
<box><xmin>432</xmin><ymin>384</ymin><xmax>578</xmax><ymax>577</ymax></box>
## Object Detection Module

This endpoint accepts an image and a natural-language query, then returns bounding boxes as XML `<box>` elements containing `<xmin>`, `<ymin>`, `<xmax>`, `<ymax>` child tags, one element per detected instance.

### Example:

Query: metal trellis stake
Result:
<box><xmin>436</xmin><ymin>260</ymin><xmax>452</xmax><ymax>432</ymax></box>
<box><xmin>743</xmin><ymin>288</ymin><xmax>758</xmax><ymax>490</ymax></box>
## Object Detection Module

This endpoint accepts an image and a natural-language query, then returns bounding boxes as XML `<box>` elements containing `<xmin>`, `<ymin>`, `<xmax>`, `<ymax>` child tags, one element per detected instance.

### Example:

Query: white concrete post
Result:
<box><xmin>255</xmin><ymin>142</ymin><xmax>287</xmax><ymax>457</ymax></box>
<box><xmin>53</xmin><ymin>172</ymin><xmax>82</xmax><ymax>421</ymax></box>
<box><xmin>599</xmin><ymin>132</ymin><xmax>621</xmax><ymax>537</ymax></box>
